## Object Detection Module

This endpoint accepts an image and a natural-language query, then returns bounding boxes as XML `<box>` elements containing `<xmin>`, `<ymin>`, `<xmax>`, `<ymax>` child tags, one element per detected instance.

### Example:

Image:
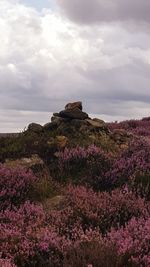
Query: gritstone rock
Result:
<box><xmin>59</xmin><ymin>108</ymin><xmax>88</xmax><ymax>120</ymax></box>
<box><xmin>65</xmin><ymin>101</ymin><xmax>82</xmax><ymax>111</ymax></box>
<box><xmin>28</xmin><ymin>123</ymin><xmax>43</xmax><ymax>133</ymax></box>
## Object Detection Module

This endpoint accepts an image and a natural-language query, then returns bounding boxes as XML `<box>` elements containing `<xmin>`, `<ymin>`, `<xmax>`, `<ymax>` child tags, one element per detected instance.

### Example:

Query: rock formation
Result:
<box><xmin>28</xmin><ymin>101</ymin><xmax>109</xmax><ymax>136</ymax></box>
<box><xmin>65</xmin><ymin>101</ymin><xmax>82</xmax><ymax>111</ymax></box>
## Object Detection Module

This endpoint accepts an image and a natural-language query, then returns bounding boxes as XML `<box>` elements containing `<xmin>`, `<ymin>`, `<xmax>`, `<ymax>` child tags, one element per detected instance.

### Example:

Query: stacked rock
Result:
<box><xmin>57</xmin><ymin>101</ymin><xmax>88</xmax><ymax>120</ymax></box>
<box><xmin>50</xmin><ymin>101</ymin><xmax>108</xmax><ymax>133</ymax></box>
<box><xmin>28</xmin><ymin>101</ymin><xmax>109</xmax><ymax>134</ymax></box>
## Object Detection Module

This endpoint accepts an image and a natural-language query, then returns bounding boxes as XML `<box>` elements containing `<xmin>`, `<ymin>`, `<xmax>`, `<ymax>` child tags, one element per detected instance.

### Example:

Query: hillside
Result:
<box><xmin>0</xmin><ymin>102</ymin><xmax>150</xmax><ymax>267</ymax></box>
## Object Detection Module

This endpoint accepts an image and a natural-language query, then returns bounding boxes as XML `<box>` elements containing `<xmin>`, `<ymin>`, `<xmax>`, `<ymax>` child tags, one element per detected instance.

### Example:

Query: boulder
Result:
<box><xmin>86</xmin><ymin>118</ymin><xmax>105</xmax><ymax>128</ymax></box>
<box><xmin>56</xmin><ymin>136</ymin><xmax>68</xmax><ymax>148</ymax></box>
<box><xmin>28</xmin><ymin>123</ymin><xmax>43</xmax><ymax>133</ymax></box>
<box><xmin>111</xmin><ymin>129</ymin><xmax>130</xmax><ymax>143</ymax></box>
<box><xmin>65</xmin><ymin>101</ymin><xmax>82</xmax><ymax>111</ymax></box>
<box><xmin>47</xmin><ymin>136</ymin><xmax>68</xmax><ymax>149</ymax></box>
<box><xmin>51</xmin><ymin>116</ymin><xmax>70</xmax><ymax>124</ymax></box>
<box><xmin>57</xmin><ymin>122</ymin><xmax>76</xmax><ymax>135</ymax></box>
<box><xmin>59</xmin><ymin>108</ymin><xmax>88</xmax><ymax>120</ymax></box>
<box><xmin>5</xmin><ymin>154</ymin><xmax>44</xmax><ymax>173</ymax></box>
<box><xmin>53</xmin><ymin>112</ymin><xmax>59</xmax><ymax>117</ymax></box>
<box><xmin>43</xmin><ymin>122</ymin><xmax>57</xmax><ymax>130</ymax></box>
<box><xmin>93</xmin><ymin>118</ymin><xmax>105</xmax><ymax>124</ymax></box>
<box><xmin>70</xmin><ymin>119</ymin><xmax>87</xmax><ymax>128</ymax></box>
<box><xmin>85</xmin><ymin>118</ymin><xmax>109</xmax><ymax>133</ymax></box>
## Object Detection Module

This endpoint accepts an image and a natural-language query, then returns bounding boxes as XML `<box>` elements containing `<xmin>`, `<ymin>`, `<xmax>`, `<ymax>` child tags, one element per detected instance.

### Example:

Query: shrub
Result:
<box><xmin>0</xmin><ymin>202</ymin><xmax>65</xmax><ymax>267</ymax></box>
<box><xmin>0</xmin><ymin>258</ymin><xmax>17</xmax><ymax>267</ymax></box>
<box><xmin>129</xmin><ymin>172</ymin><xmax>150</xmax><ymax>200</ymax></box>
<box><xmin>0</xmin><ymin>165</ymin><xmax>37</xmax><ymax>209</ymax></box>
<box><xmin>107</xmin><ymin>117</ymin><xmax>150</xmax><ymax>137</ymax></box>
<box><xmin>50</xmin><ymin>185</ymin><xmax>148</xmax><ymax>236</ymax></box>
<box><xmin>57</xmin><ymin>145</ymin><xmax>113</xmax><ymax>190</ymax></box>
<box><xmin>107</xmin><ymin>139</ymin><xmax>150</xmax><ymax>187</ymax></box>
<box><xmin>107</xmin><ymin>217</ymin><xmax>150</xmax><ymax>266</ymax></box>
<box><xmin>64</xmin><ymin>240</ymin><xmax>122</xmax><ymax>267</ymax></box>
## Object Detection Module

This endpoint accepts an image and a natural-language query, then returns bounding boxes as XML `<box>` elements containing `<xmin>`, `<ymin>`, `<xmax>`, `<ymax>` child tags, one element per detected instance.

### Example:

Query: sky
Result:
<box><xmin>0</xmin><ymin>0</ymin><xmax>150</xmax><ymax>132</ymax></box>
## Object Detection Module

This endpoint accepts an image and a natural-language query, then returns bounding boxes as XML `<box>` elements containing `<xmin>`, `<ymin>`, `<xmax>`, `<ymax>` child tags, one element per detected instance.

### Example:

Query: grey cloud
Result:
<box><xmin>0</xmin><ymin>1</ymin><xmax>150</xmax><ymax>132</ymax></box>
<box><xmin>0</xmin><ymin>109</ymin><xmax>52</xmax><ymax>133</ymax></box>
<box><xmin>57</xmin><ymin>0</ymin><xmax>150</xmax><ymax>25</ymax></box>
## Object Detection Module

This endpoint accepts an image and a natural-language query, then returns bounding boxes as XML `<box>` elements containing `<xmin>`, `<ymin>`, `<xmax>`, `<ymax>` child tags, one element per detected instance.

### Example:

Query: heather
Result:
<box><xmin>107</xmin><ymin>217</ymin><xmax>150</xmax><ymax>266</ymax></box>
<box><xmin>54</xmin><ymin>186</ymin><xmax>149</xmax><ymax>234</ymax></box>
<box><xmin>107</xmin><ymin>117</ymin><xmax>150</xmax><ymax>138</ymax></box>
<box><xmin>57</xmin><ymin>145</ymin><xmax>113</xmax><ymax>190</ymax></box>
<box><xmin>106</xmin><ymin>138</ymin><xmax>150</xmax><ymax>188</ymax></box>
<box><xmin>0</xmin><ymin>113</ymin><xmax>150</xmax><ymax>266</ymax></box>
<box><xmin>0</xmin><ymin>165</ymin><xmax>37</xmax><ymax>210</ymax></box>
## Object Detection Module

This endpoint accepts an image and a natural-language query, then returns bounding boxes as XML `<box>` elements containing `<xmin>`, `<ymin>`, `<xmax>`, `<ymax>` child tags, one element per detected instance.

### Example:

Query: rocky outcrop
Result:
<box><xmin>27</xmin><ymin>101</ymin><xmax>109</xmax><ymax>136</ymax></box>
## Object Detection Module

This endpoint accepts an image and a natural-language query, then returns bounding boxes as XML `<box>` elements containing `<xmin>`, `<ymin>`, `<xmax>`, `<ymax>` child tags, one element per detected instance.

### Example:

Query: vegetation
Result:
<box><xmin>0</xmin><ymin>116</ymin><xmax>150</xmax><ymax>266</ymax></box>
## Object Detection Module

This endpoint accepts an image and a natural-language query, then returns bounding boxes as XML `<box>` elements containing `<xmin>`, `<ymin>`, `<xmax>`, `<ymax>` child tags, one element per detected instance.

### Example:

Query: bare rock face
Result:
<box><xmin>65</xmin><ymin>101</ymin><xmax>82</xmax><ymax>111</ymax></box>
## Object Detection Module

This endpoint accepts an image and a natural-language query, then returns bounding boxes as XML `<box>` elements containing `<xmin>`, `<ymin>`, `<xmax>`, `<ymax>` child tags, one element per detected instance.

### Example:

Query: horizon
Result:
<box><xmin>0</xmin><ymin>0</ymin><xmax>150</xmax><ymax>132</ymax></box>
<box><xmin>0</xmin><ymin>108</ymin><xmax>148</xmax><ymax>133</ymax></box>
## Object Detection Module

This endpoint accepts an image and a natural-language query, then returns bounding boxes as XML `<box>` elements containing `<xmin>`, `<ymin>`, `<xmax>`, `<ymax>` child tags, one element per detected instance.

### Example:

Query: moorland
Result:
<box><xmin>0</xmin><ymin>102</ymin><xmax>150</xmax><ymax>267</ymax></box>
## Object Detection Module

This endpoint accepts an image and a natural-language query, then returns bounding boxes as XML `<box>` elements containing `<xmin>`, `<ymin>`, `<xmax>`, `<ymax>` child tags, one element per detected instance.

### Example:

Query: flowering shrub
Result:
<box><xmin>0</xmin><ymin>165</ymin><xmax>37</xmax><ymax>209</ymax></box>
<box><xmin>0</xmin><ymin>258</ymin><xmax>17</xmax><ymax>267</ymax></box>
<box><xmin>107</xmin><ymin>217</ymin><xmax>150</xmax><ymax>266</ymax></box>
<box><xmin>0</xmin><ymin>202</ymin><xmax>66</xmax><ymax>267</ymax></box>
<box><xmin>57</xmin><ymin>145</ymin><xmax>113</xmax><ymax>190</ymax></box>
<box><xmin>108</xmin><ymin>117</ymin><xmax>150</xmax><ymax>137</ymax></box>
<box><xmin>107</xmin><ymin>138</ymin><xmax>150</xmax><ymax>187</ymax></box>
<box><xmin>64</xmin><ymin>240</ymin><xmax>121</xmax><ymax>267</ymax></box>
<box><xmin>129</xmin><ymin>172</ymin><xmax>150</xmax><ymax>200</ymax></box>
<box><xmin>58</xmin><ymin>145</ymin><xmax>108</xmax><ymax>163</ymax></box>
<box><xmin>50</xmin><ymin>185</ymin><xmax>148</xmax><ymax>236</ymax></box>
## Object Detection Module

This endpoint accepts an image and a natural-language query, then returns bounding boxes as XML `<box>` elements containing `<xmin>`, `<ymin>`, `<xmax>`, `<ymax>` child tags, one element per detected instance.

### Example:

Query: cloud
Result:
<box><xmin>0</xmin><ymin>109</ymin><xmax>52</xmax><ymax>132</ymax></box>
<box><xmin>0</xmin><ymin>0</ymin><xmax>150</xmax><ymax>131</ymax></box>
<box><xmin>57</xmin><ymin>0</ymin><xmax>150</xmax><ymax>25</ymax></box>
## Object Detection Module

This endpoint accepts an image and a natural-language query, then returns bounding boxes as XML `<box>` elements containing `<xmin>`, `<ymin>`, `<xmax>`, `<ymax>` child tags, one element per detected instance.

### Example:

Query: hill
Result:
<box><xmin>0</xmin><ymin>102</ymin><xmax>150</xmax><ymax>267</ymax></box>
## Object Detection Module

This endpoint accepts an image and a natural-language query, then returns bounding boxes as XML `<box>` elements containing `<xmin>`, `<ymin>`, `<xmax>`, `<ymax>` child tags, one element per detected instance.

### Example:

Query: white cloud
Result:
<box><xmin>0</xmin><ymin>0</ymin><xmax>150</xmax><ymax>131</ymax></box>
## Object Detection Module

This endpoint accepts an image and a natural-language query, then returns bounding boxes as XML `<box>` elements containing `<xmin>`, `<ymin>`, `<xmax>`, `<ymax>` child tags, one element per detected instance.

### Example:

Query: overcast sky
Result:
<box><xmin>0</xmin><ymin>0</ymin><xmax>150</xmax><ymax>132</ymax></box>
